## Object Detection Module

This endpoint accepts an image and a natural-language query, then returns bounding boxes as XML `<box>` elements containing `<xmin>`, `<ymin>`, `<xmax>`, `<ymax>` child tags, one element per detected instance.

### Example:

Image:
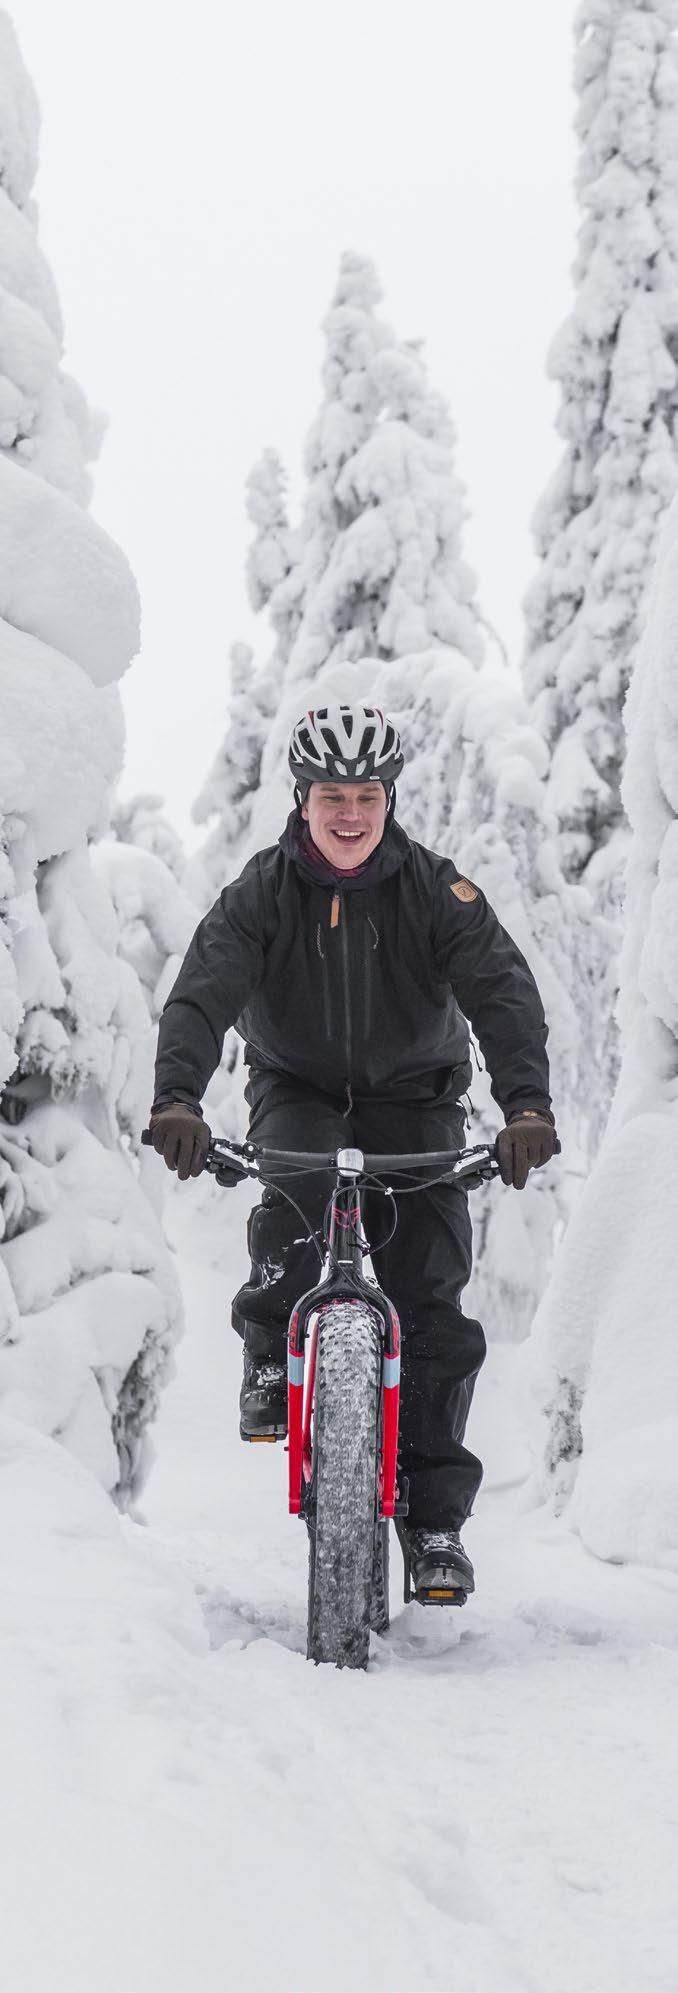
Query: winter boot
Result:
<box><xmin>239</xmin><ymin>1351</ymin><xmax>288</xmax><ymax>1442</ymax></box>
<box><xmin>397</xmin><ymin>1525</ymin><xmax>474</xmax><ymax>1606</ymax></box>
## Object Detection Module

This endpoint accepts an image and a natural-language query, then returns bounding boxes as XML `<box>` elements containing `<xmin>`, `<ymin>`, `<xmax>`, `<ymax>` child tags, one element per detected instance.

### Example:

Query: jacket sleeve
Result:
<box><xmin>152</xmin><ymin>859</ymin><xmax>268</xmax><ymax>1110</ymax></box>
<box><xmin>432</xmin><ymin>870</ymin><xmax>552</xmax><ymax>1119</ymax></box>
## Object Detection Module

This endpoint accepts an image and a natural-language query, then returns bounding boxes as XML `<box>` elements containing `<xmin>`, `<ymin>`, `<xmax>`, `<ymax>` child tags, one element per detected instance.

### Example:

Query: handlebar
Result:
<box><xmin>141</xmin><ymin>1127</ymin><xmax>501</xmax><ymax>1187</ymax></box>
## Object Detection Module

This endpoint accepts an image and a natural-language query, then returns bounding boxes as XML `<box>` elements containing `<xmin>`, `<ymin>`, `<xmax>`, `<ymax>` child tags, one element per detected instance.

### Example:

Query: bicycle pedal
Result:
<box><xmin>240</xmin><ymin>1430</ymin><xmax>281</xmax><ymax>1445</ymax></box>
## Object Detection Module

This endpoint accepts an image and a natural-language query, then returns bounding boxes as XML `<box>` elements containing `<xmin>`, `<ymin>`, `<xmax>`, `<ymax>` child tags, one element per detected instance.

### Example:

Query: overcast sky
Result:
<box><xmin>9</xmin><ymin>0</ymin><xmax>578</xmax><ymax>841</ymax></box>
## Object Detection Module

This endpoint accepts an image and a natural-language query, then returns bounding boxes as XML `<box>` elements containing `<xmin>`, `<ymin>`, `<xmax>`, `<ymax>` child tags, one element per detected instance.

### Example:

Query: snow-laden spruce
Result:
<box><xmin>525</xmin><ymin>491</ymin><xmax>678</xmax><ymax>1570</ymax></box>
<box><xmin>109</xmin><ymin>792</ymin><xmax>187</xmax><ymax>884</ymax></box>
<box><xmin>188</xmin><ymin>643</ymin><xmax>278</xmax><ymax>906</ymax></box>
<box><xmin>523</xmin><ymin>0</ymin><xmax>678</xmax><ymax>886</ymax></box>
<box><xmin>186</xmin><ymin>449</ymin><xmax>300</xmax><ymax>908</ymax></box>
<box><xmin>232</xmin><ymin>251</ymin><xmax>484</xmax><ymax>855</ymax></box>
<box><xmin>0</xmin><ymin>12</ymin><xmax>181</xmax><ymax>1500</ymax></box>
<box><xmin>192</xmin><ymin>252</ymin><xmax>484</xmax><ymax>894</ymax></box>
<box><xmin>287</xmin><ymin>250</ymin><xmax>482</xmax><ymax>685</ymax></box>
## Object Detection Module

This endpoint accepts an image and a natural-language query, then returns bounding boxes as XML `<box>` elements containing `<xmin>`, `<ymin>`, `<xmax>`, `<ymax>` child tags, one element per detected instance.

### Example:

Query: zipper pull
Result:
<box><xmin>330</xmin><ymin>893</ymin><xmax>340</xmax><ymax>929</ymax></box>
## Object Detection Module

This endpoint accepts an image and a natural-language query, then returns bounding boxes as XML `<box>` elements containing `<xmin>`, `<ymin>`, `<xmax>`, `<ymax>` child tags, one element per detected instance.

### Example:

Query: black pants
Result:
<box><xmin>232</xmin><ymin>1074</ymin><xmax>485</xmax><ymax>1530</ymax></box>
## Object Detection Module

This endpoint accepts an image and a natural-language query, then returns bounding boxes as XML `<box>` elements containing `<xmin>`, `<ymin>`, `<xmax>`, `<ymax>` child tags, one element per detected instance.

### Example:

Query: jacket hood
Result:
<box><xmin>280</xmin><ymin>810</ymin><xmax>411</xmax><ymax>892</ymax></box>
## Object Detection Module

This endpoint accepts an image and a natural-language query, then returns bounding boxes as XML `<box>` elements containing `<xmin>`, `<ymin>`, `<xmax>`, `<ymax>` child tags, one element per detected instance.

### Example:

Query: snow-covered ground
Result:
<box><xmin>2</xmin><ymin>1186</ymin><xmax>678</xmax><ymax>1993</ymax></box>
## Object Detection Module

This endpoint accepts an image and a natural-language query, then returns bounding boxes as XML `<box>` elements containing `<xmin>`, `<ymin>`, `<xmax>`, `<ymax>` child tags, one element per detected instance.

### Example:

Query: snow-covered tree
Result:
<box><xmin>188</xmin><ymin>446</ymin><xmax>301</xmax><ymax>909</ymax></box>
<box><xmin>525</xmin><ymin>493</ymin><xmax>678</xmax><ymax>1570</ymax></box>
<box><xmin>187</xmin><ymin>642</ymin><xmax>277</xmax><ymax>906</ymax></box>
<box><xmin>286</xmin><ymin>254</ymin><xmax>482</xmax><ymax>686</ymax></box>
<box><xmin>523</xmin><ymin>0</ymin><xmax>678</xmax><ymax>886</ymax></box>
<box><xmin>92</xmin><ymin>839</ymin><xmax>199</xmax><ymax>1025</ymax></box>
<box><xmin>0</xmin><ymin>14</ymin><xmax>181</xmax><ymax>1501</ymax></box>
<box><xmin>245</xmin><ymin>448</ymin><xmax>303</xmax><ymax>649</ymax></box>
<box><xmin>241</xmin><ymin>252</ymin><xmax>483</xmax><ymax>851</ymax></box>
<box><xmin>109</xmin><ymin>792</ymin><xmax>186</xmax><ymax>882</ymax></box>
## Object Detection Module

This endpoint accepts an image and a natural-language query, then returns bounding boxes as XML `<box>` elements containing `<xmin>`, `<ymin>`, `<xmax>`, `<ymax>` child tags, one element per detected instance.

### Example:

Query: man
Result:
<box><xmin>150</xmin><ymin>696</ymin><xmax>556</xmax><ymax>1602</ymax></box>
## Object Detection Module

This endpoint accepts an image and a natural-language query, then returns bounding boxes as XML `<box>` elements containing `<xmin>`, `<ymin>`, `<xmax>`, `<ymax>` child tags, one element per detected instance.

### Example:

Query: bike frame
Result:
<box><xmin>140</xmin><ymin>1127</ymin><xmax>501</xmax><ymax>1535</ymax></box>
<box><xmin>287</xmin><ymin>1152</ymin><xmax>401</xmax><ymax>1521</ymax></box>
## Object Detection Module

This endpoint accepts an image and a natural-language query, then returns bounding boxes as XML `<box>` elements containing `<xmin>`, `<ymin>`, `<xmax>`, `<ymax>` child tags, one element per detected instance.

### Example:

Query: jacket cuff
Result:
<box><xmin>505</xmin><ymin>1102</ymin><xmax>555</xmax><ymax>1125</ymax></box>
<box><xmin>150</xmin><ymin>1092</ymin><xmax>204</xmax><ymax>1119</ymax></box>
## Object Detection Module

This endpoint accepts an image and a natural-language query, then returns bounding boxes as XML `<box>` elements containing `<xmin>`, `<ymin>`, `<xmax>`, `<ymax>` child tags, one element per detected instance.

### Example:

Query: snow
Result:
<box><xmin>4</xmin><ymin>20</ymin><xmax>678</xmax><ymax>1978</ymax></box>
<box><xmin>2</xmin><ymin>1191</ymin><xmax>678</xmax><ymax>1993</ymax></box>
<box><xmin>0</xmin><ymin>1105</ymin><xmax>181</xmax><ymax>1496</ymax></box>
<box><xmin>92</xmin><ymin>838</ymin><xmax>199</xmax><ymax>1016</ymax></box>
<box><xmin>524</xmin><ymin>490</ymin><xmax>678</xmax><ymax>1561</ymax></box>
<box><xmin>0</xmin><ymin>456</ymin><xmax>139</xmax><ymax>683</ymax></box>
<box><xmin>0</xmin><ymin>621</ymin><xmax>124</xmax><ymax>858</ymax></box>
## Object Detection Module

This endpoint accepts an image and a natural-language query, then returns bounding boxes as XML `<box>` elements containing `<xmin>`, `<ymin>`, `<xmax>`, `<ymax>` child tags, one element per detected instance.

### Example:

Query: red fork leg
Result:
<box><xmin>381</xmin><ymin>1335</ymin><xmax>401</xmax><ymax>1519</ymax></box>
<box><xmin>287</xmin><ymin>1309</ymin><xmax>304</xmax><ymax>1515</ymax></box>
<box><xmin>302</xmin><ymin>1318</ymin><xmax>318</xmax><ymax>1486</ymax></box>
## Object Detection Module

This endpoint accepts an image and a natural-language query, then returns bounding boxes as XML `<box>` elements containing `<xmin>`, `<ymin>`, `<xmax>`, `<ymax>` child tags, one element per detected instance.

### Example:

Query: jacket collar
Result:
<box><xmin>280</xmin><ymin>810</ymin><xmax>411</xmax><ymax>891</ymax></box>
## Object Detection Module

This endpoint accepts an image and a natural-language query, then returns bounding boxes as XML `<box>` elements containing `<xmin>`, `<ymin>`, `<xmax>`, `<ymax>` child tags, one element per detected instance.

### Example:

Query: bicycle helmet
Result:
<box><xmin>288</xmin><ymin>699</ymin><xmax>404</xmax><ymax>793</ymax></box>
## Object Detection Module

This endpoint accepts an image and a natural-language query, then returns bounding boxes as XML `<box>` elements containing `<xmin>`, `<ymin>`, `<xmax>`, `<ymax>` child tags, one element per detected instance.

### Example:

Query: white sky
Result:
<box><xmin>9</xmin><ymin>0</ymin><xmax>577</xmax><ymax>842</ymax></box>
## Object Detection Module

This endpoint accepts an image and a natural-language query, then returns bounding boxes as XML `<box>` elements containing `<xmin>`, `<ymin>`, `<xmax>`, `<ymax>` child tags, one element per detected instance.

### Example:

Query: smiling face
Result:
<box><xmin>302</xmin><ymin>779</ymin><xmax>388</xmax><ymax>868</ymax></box>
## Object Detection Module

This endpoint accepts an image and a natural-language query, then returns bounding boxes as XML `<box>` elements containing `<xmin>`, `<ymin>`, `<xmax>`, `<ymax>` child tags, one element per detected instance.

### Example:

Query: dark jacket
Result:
<box><xmin>153</xmin><ymin>813</ymin><xmax>551</xmax><ymax>1117</ymax></box>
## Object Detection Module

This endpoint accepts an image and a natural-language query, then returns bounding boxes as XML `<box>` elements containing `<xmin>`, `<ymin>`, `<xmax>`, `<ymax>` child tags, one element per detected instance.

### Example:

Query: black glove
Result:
<box><xmin>496</xmin><ymin>1110</ymin><xmax>557</xmax><ymax>1191</ymax></box>
<box><xmin>149</xmin><ymin>1103</ymin><xmax>211</xmax><ymax>1182</ymax></box>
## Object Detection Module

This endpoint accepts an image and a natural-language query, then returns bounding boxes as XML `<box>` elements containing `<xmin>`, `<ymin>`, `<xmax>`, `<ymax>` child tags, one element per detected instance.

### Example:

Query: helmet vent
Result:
<box><xmin>288</xmin><ymin>694</ymin><xmax>404</xmax><ymax>792</ymax></box>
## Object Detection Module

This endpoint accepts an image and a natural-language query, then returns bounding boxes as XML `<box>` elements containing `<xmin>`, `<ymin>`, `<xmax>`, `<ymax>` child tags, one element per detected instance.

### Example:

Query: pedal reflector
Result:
<box><xmin>243</xmin><ymin>1433</ymin><xmax>278</xmax><ymax>1444</ymax></box>
<box><xmin>420</xmin><ymin>1586</ymin><xmax>466</xmax><ymax>1604</ymax></box>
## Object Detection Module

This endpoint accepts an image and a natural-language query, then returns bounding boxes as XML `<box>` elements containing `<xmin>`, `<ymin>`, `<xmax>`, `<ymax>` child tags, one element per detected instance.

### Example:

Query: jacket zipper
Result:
<box><xmin>316</xmin><ymin>921</ymin><xmax>333</xmax><ymax>1039</ymax></box>
<box><xmin>364</xmin><ymin>912</ymin><xmax>378</xmax><ymax>1041</ymax></box>
<box><xmin>328</xmin><ymin>892</ymin><xmax>353</xmax><ymax>1093</ymax></box>
<box><xmin>339</xmin><ymin>897</ymin><xmax>352</xmax><ymax>1086</ymax></box>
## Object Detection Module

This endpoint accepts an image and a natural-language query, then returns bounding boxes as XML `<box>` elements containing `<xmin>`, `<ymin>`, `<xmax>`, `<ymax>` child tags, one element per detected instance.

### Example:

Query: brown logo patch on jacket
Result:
<box><xmin>450</xmin><ymin>878</ymin><xmax>478</xmax><ymax>903</ymax></box>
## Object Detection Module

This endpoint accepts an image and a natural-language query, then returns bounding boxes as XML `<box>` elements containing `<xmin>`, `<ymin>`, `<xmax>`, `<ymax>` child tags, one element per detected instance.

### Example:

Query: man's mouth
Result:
<box><xmin>330</xmin><ymin>828</ymin><xmax>365</xmax><ymax>841</ymax></box>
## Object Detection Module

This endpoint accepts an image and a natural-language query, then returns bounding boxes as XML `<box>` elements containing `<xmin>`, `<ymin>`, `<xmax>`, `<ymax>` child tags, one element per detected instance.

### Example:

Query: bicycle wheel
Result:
<box><xmin>307</xmin><ymin>1301</ymin><xmax>382</xmax><ymax>1669</ymax></box>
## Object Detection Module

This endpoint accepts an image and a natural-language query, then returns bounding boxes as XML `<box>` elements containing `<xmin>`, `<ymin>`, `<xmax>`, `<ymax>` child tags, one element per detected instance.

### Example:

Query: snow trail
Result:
<box><xmin>2</xmin><ymin>1187</ymin><xmax>677</xmax><ymax>1991</ymax></box>
<box><xmin>140</xmin><ymin>1195</ymin><xmax>678</xmax><ymax>1993</ymax></box>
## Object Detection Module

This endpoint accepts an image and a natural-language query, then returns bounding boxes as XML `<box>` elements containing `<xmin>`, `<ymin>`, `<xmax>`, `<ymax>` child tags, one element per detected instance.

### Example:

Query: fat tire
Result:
<box><xmin>307</xmin><ymin>1302</ymin><xmax>382</xmax><ymax>1669</ymax></box>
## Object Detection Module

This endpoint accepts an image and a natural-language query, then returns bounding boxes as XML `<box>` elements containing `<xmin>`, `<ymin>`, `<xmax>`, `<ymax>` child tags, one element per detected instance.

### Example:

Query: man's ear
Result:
<box><xmin>301</xmin><ymin>799</ymin><xmax>309</xmax><ymax>821</ymax></box>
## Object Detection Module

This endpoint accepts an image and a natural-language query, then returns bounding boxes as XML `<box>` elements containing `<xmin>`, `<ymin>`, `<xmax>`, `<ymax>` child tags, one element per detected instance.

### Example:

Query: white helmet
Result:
<box><xmin>288</xmin><ymin>700</ymin><xmax>404</xmax><ymax>792</ymax></box>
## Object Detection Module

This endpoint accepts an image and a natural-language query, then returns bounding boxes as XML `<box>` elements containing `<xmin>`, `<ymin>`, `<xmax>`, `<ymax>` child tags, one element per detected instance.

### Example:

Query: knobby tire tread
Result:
<box><xmin>307</xmin><ymin>1303</ymin><xmax>382</xmax><ymax>1669</ymax></box>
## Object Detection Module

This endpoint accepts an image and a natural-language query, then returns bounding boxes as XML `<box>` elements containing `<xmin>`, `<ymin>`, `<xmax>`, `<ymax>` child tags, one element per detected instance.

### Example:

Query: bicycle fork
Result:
<box><xmin>286</xmin><ymin>1154</ymin><xmax>402</xmax><ymax>1520</ymax></box>
<box><xmin>286</xmin><ymin>1292</ymin><xmax>401</xmax><ymax>1518</ymax></box>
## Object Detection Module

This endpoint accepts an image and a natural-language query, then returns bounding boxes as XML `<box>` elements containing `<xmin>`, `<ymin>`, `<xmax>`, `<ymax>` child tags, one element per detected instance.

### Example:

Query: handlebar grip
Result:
<box><xmin>141</xmin><ymin>1128</ymin><xmax>153</xmax><ymax>1145</ymax></box>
